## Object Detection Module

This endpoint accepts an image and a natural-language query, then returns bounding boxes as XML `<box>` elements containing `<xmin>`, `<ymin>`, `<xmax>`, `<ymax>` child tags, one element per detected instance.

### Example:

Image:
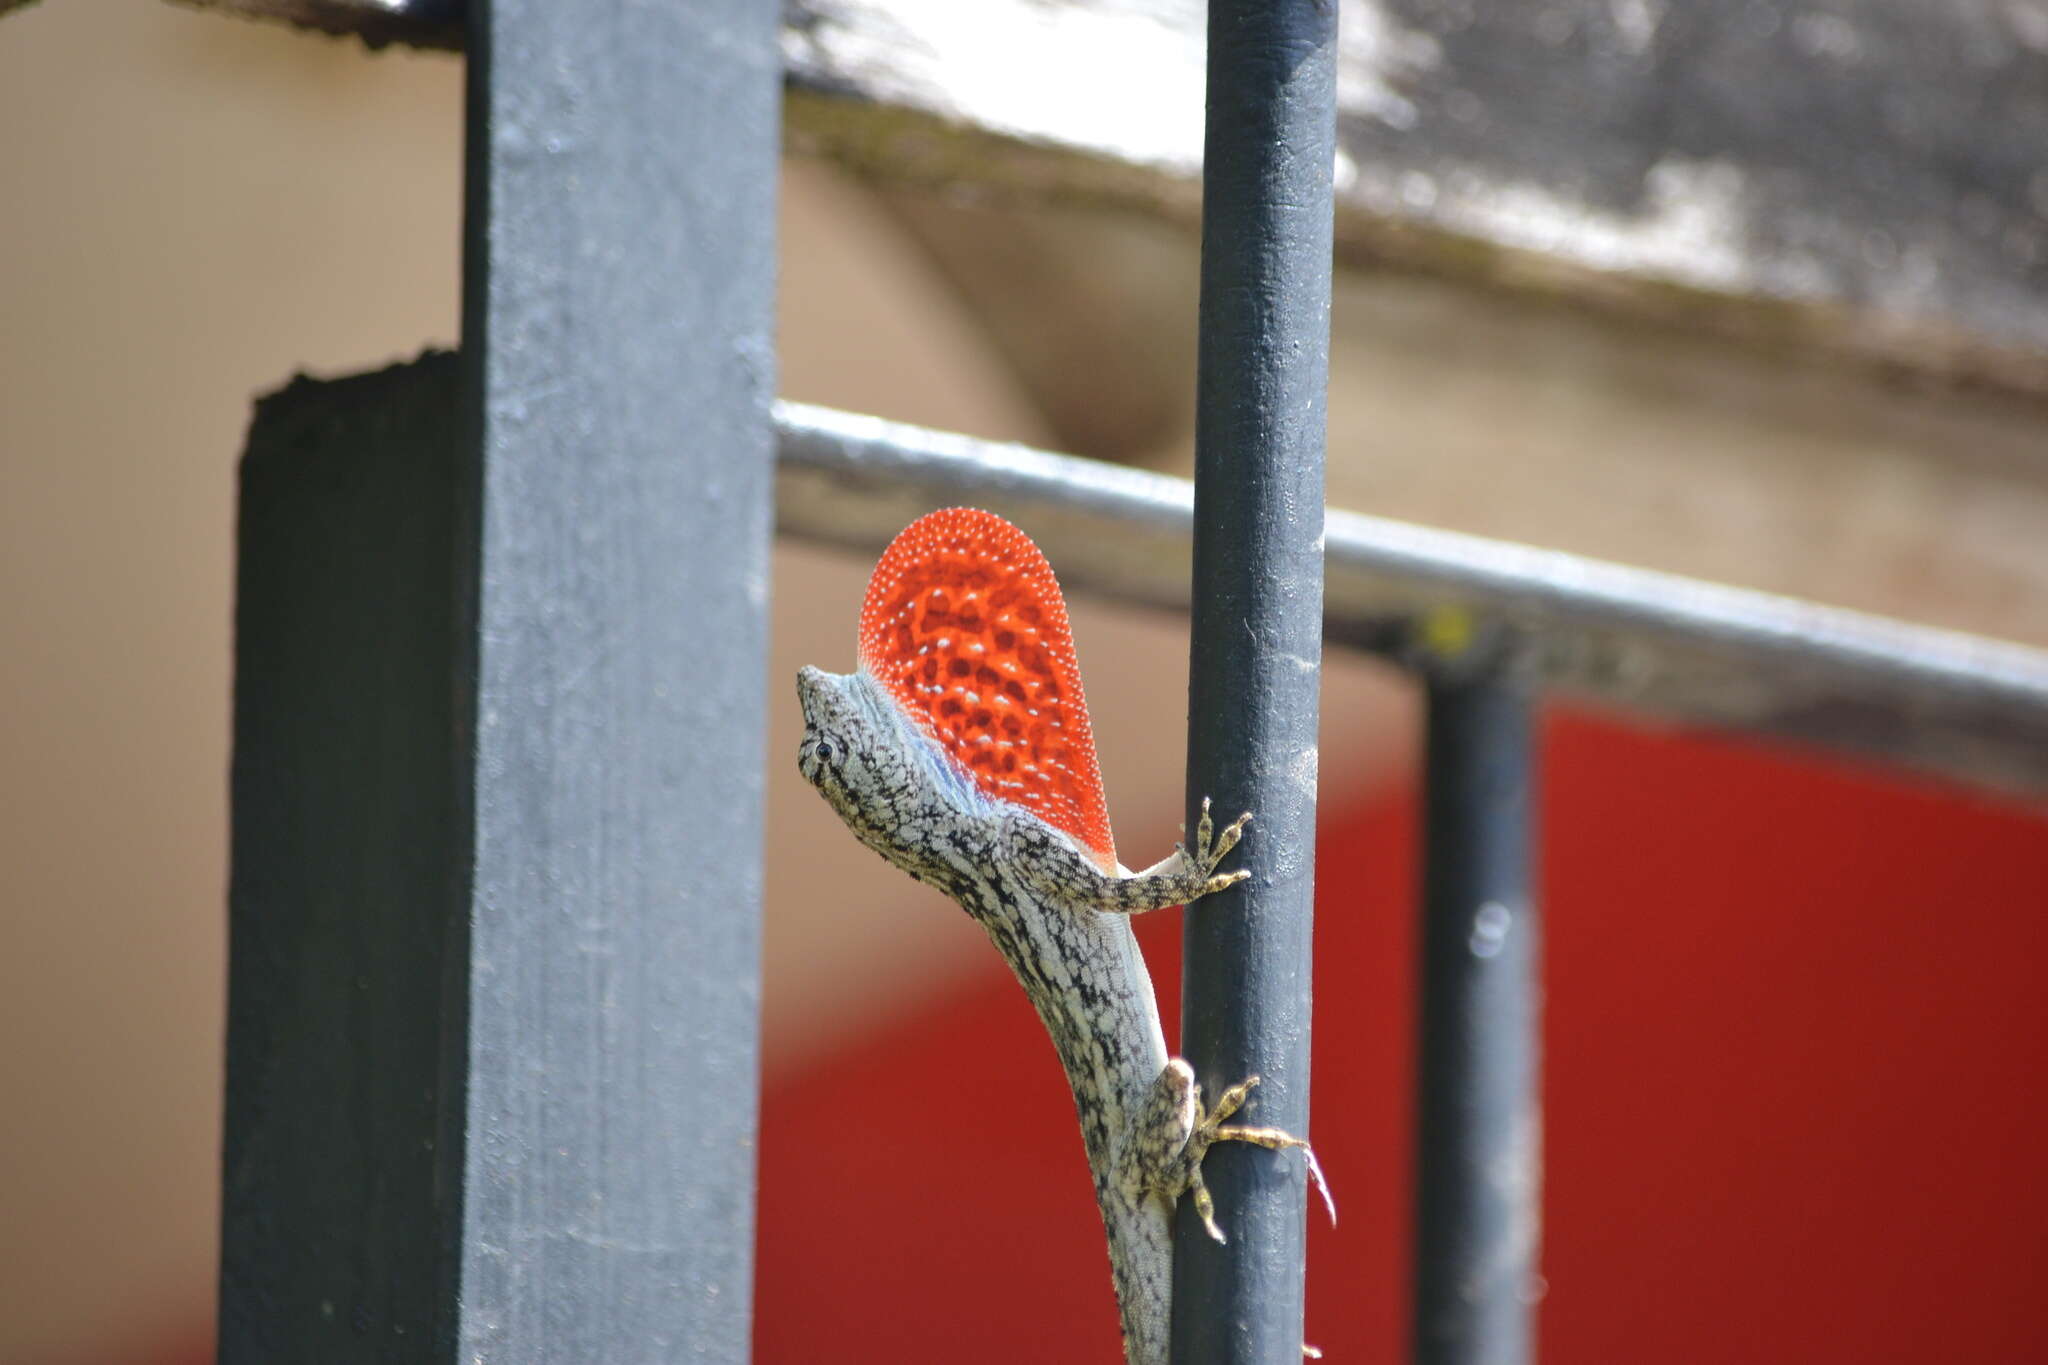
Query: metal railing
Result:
<box><xmin>215</xmin><ymin>3</ymin><xmax>2048</xmax><ymax>1364</ymax></box>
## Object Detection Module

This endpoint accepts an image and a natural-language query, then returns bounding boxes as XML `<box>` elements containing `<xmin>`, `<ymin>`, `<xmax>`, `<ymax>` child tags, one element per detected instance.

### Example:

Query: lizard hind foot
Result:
<box><xmin>1129</xmin><ymin>1063</ymin><xmax>1338</xmax><ymax>1249</ymax></box>
<box><xmin>1191</xmin><ymin>1075</ymin><xmax>1339</xmax><ymax>1235</ymax></box>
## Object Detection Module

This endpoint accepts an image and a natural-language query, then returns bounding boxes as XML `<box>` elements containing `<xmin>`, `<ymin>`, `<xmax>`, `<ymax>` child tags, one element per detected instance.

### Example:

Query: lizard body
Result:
<box><xmin>795</xmin><ymin>508</ymin><xmax>1328</xmax><ymax>1364</ymax></box>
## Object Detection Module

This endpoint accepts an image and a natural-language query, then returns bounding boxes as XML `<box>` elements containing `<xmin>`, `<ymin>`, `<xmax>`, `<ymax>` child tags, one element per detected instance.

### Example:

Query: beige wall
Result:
<box><xmin>3</xmin><ymin>7</ymin><xmax>458</xmax><ymax>1359</ymax></box>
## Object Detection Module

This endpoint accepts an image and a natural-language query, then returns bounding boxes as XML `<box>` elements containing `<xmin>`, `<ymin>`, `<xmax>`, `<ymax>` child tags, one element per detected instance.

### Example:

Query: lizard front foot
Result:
<box><xmin>1184</xmin><ymin>796</ymin><xmax>1252</xmax><ymax>895</ymax></box>
<box><xmin>1036</xmin><ymin>795</ymin><xmax>1253</xmax><ymax>915</ymax></box>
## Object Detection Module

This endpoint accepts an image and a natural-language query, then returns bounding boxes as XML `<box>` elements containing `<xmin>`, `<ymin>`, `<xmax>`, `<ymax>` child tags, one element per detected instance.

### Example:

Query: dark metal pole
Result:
<box><xmin>1173</xmin><ymin>2</ymin><xmax>1337</xmax><ymax>1361</ymax></box>
<box><xmin>1416</xmin><ymin>657</ymin><xmax>1542</xmax><ymax>1365</ymax></box>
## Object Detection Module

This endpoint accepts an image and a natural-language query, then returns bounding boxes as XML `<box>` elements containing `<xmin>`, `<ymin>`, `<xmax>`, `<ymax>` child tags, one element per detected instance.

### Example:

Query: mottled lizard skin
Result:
<box><xmin>796</xmin><ymin>508</ymin><xmax>1329</xmax><ymax>1365</ymax></box>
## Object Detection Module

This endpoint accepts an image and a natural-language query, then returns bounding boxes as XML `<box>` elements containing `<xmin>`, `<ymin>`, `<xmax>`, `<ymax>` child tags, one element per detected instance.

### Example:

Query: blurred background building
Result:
<box><xmin>2</xmin><ymin>3</ymin><xmax>2044</xmax><ymax>1362</ymax></box>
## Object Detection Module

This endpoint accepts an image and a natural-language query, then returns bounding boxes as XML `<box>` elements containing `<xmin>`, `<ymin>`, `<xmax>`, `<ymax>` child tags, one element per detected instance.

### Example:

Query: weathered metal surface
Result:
<box><xmin>784</xmin><ymin>0</ymin><xmax>2048</xmax><ymax>397</ymax></box>
<box><xmin>167</xmin><ymin>0</ymin><xmax>2048</xmax><ymax>396</ymax></box>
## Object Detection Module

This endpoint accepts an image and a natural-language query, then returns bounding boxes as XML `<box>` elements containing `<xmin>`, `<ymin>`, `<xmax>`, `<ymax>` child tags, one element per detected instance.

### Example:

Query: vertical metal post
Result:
<box><xmin>1416</xmin><ymin>663</ymin><xmax>1542</xmax><ymax>1365</ymax></box>
<box><xmin>1174</xmin><ymin>2</ymin><xmax>1338</xmax><ymax>1361</ymax></box>
<box><xmin>217</xmin><ymin>7</ymin><xmax>777</xmax><ymax>1363</ymax></box>
<box><xmin>222</xmin><ymin>356</ymin><xmax>476</xmax><ymax>1363</ymax></box>
<box><xmin>458</xmin><ymin>2</ymin><xmax>779</xmax><ymax>1360</ymax></box>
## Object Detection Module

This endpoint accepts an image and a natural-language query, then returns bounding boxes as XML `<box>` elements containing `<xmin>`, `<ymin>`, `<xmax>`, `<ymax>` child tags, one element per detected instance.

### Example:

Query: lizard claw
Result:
<box><xmin>1201</xmin><ymin>867</ymin><xmax>1251</xmax><ymax>896</ymax></box>
<box><xmin>1191</xmin><ymin>797</ymin><xmax>1253</xmax><ymax>875</ymax></box>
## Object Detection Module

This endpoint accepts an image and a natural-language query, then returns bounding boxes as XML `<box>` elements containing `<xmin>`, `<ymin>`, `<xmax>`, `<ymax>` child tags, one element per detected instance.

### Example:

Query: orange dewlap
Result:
<box><xmin>857</xmin><ymin>507</ymin><xmax>1117</xmax><ymax>874</ymax></box>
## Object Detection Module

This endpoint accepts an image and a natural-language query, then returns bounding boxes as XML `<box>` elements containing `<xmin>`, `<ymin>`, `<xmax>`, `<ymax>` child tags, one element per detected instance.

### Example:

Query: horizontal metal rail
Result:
<box><xmin>775</xmin><ymin>400</ymin><xmax>2048</xmax><ymax>801</ymax></box>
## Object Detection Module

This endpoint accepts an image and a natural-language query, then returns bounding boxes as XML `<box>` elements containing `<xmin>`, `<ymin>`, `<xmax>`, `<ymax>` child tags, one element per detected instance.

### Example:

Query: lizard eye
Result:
<box><xmin>814</xmin><ymin>739</ymin><xmax>837</xmax><ymax>764</ymax></box>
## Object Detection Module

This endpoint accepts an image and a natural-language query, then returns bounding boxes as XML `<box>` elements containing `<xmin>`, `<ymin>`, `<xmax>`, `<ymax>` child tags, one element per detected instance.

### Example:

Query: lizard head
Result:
<box><xmin>798</xmin><ymin>661</ymin><xmax>976</xmax><ymax>869</ymax></box>
<box><xmin>795</xmin><ymin>664</ymin><xmax>874</xmax><ymax>802</ymax></box>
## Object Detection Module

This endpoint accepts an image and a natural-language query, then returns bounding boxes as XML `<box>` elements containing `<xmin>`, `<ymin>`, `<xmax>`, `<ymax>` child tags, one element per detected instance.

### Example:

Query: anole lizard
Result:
<box><xmin>796</xmin><ymin>506</ymin><xmax>1331</xmax><ymax>1364</ymax></box>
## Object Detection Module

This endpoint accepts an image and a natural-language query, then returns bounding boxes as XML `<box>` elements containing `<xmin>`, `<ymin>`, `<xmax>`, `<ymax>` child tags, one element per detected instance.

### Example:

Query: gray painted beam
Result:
<box><xmin>456</xmin><ymin>0</ymin><xmax>779</xmax><ymax>1358</ymax></box>
<box><xmin>220</xmin><ymin>0</ymin><xmax>780</xmax><ymax>1357</ymax></box>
